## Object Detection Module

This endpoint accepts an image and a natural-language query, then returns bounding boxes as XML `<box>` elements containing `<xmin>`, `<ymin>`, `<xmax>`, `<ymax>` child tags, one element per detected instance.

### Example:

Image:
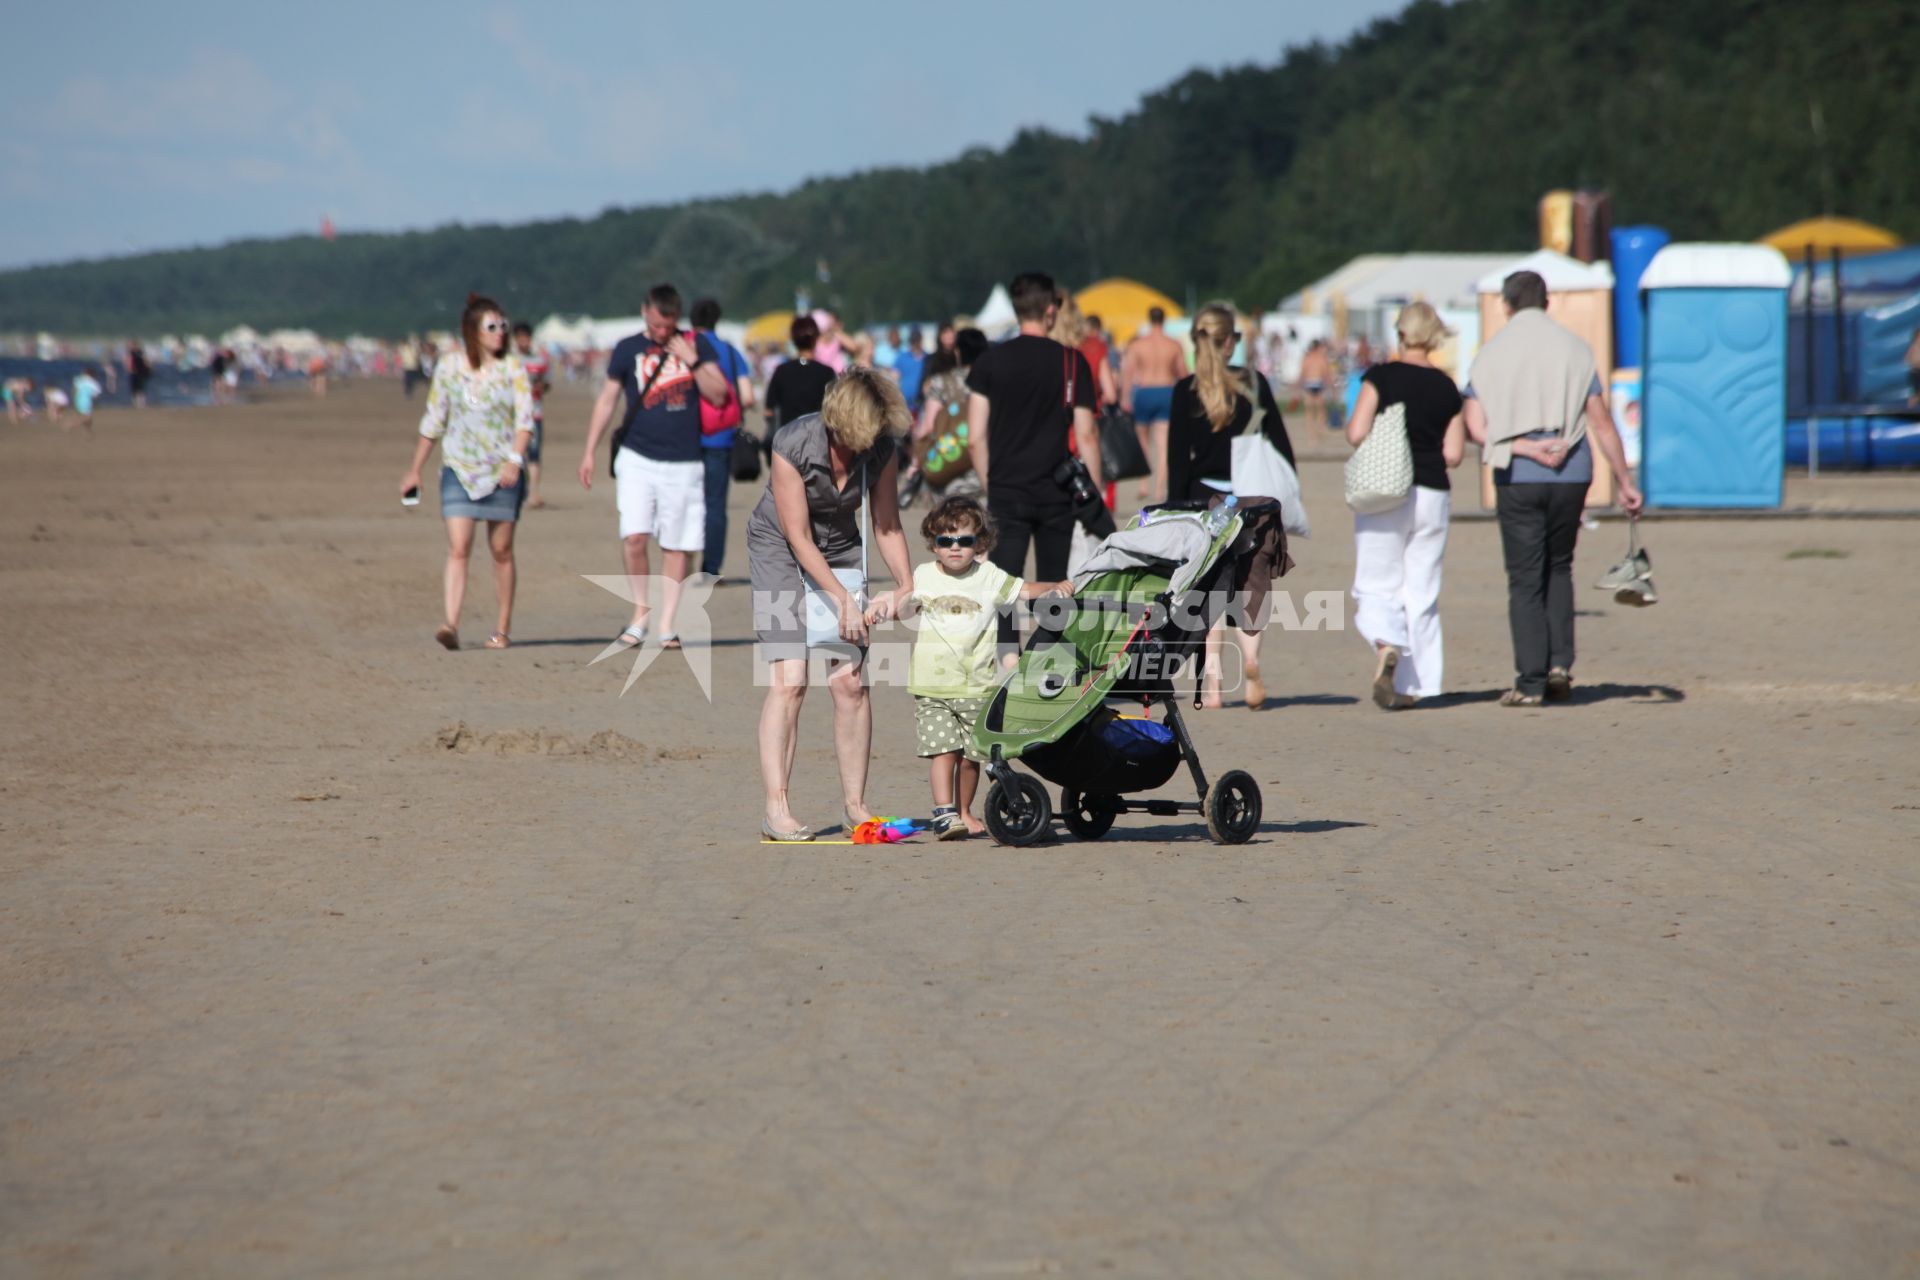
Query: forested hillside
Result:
<box><xmin>3</xmin><ymin>0</ymin><xmax>1911</xmax><ymax>337</ymax></box>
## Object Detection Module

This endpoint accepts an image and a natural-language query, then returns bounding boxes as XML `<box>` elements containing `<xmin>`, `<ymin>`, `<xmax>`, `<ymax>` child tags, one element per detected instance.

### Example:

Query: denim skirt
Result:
<box><xmin>440</xmin><ymin>466</ymin><xmax>525</xmax><ymax>522</ymax></box>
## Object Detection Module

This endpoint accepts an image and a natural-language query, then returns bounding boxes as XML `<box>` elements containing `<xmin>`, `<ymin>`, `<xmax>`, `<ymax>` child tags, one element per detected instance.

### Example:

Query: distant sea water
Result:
<box><xmin>0</xmin><ymin>356</ymin><xmax>290</xmax><ymax>409</ymax></box>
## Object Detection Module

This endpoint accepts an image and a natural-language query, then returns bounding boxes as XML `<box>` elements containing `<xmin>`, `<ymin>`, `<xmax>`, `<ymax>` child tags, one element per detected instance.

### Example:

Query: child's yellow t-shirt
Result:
<box><xmin>908</xmin><ymin>560</ymin><xmax>1023</xmax><ymax>698</ymax></box>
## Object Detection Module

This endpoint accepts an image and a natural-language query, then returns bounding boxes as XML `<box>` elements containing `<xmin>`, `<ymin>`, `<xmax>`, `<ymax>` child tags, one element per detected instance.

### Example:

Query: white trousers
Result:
<box><xmin>1352</xmin><ymin>486</ymin><xmax>1450</xmax><ymax>697</ymax></box>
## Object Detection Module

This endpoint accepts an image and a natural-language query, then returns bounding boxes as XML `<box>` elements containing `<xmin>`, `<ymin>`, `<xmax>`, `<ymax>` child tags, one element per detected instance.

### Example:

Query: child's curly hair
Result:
<box><xmin>920</xmin><ymin>495</ymin><xmax>996</xmax><ymax>554</ymax></box>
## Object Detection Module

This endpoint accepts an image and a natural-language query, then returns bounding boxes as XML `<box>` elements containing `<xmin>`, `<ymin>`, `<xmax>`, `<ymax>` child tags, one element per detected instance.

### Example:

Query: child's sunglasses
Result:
<box><xmin>933</xmin><ymin>534</ymin><xmax>977</xmax><ymax>548</ymax></box>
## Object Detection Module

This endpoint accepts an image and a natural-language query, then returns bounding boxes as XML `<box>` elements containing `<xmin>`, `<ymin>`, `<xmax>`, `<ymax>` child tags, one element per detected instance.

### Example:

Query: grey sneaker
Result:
<box><xmin>1595</xmin><ymin>548</ymin><xmax>1652</xmax><ymax>591</ymax></box>
<box><xmin>1613</xmin><ymin>576</ymin><xmax>1658</xmax><ymax>607</ymax></box>
<box><xmin>931</xmin><ymin>809</ymin><xmax>969</xmax><ymax>841</ymax></box>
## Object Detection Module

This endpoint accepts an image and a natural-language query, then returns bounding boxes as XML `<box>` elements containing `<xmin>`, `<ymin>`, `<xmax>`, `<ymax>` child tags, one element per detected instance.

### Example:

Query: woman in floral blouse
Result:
<box><xmin>400</xmin><ymin>292</ymin><xmax>536</xmax><ymax>650</ymax></box>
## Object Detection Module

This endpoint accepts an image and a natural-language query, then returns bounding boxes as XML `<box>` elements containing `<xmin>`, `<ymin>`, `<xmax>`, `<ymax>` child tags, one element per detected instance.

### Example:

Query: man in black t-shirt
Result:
<box><xmin>965</xmin><ymin>271</ymin><xmax>1102</xmax><ymax>581</ymax></box>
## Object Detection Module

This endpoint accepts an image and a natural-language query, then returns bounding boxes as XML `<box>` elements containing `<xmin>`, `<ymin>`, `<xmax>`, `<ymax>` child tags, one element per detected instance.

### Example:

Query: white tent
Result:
<box><xmin>1283</xmin><ymin>253</ymin><xmax>1519</xmax><ymax>314</ymax></box>
<box><xmin>533</xmin><ymin>313</ymin><xmax>596</xmax><ymax>352</ymax></box>
<box><xmin>263</xmin><ymin>328</ymin><xmax>325</xmax><ymax>356</ymax></box>
<box><xmin>584</xmin><ymin>316</ymin><xmax>646</xmax><ymax>350</ymax></box>
<box><xmin>1281</xmin><ymin>252</ymin><xmax>1520</xmax><ymax>352</ymax></box>
<box><xmin>1280</xmin><ymin>254</ymin><xmax>1397</xmax><ymax>314</ymax></box>
<box><xmin>1474</xmin><ymin>248</ymin><xmax>1615</xmax><ymax>294</ymax></box>
<box><xmin>972</xmin><ymin>284</ymin><xmax>1017</xmax><ymax>338</ymax></box>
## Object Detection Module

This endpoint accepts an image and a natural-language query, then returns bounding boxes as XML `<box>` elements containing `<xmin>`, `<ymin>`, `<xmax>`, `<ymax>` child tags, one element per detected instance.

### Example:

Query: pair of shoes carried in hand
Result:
<box><xmin>1596</xmin><ymin>517</ymin><xmax>1657</xmax><ymax>606</ymax></box>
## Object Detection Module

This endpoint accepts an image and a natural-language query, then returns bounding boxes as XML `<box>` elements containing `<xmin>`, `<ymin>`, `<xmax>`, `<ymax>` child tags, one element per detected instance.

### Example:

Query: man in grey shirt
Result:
<box><xmin>1464</xmin><ymin>271</ymin><xmax>1643</xmax><ymax>706</ymax></box>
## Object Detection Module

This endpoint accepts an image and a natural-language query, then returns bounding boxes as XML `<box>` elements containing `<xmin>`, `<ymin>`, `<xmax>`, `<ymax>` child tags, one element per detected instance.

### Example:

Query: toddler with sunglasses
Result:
<box><xmin>883</xmin><ymin>496</ymin><xmax>1066</xmax><ymax>839</ymax></box>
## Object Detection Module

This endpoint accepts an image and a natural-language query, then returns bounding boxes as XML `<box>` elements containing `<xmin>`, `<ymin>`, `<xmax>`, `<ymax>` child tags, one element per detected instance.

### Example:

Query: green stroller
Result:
<box><xmin>970</xmin><ymin>498</ymin><xmax>1288</xmax><ymax>846</ymax></box>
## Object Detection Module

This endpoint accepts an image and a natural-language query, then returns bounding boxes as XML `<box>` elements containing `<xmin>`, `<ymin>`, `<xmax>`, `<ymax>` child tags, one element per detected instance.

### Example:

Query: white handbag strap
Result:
<box><xmin>1241</xmin><ymin>369</ymin><xmax>1266</xmax><ymax>438</ymax></box>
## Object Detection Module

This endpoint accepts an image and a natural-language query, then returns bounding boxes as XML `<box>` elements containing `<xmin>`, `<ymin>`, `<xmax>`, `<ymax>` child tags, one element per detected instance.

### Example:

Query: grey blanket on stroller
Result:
<box><xmin>1069</xmin><ymin>514</ymin><xmax>1216</xmax><ymax>597</ymax></box>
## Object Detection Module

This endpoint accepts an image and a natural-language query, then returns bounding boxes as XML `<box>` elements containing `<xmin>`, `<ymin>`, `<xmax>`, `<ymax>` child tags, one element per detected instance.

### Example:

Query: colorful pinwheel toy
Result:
<box><xmin>851</xmin><ymin>816</ymin><xmax>927</xmax><ymax>844</ymax></box>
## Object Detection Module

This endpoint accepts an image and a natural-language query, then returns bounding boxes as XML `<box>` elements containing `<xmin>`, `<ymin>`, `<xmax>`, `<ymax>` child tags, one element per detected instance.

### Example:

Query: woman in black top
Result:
<box><xmin>764</xmin><ymin>314</ymin><xmax>838</xmax><ymax>435</ymax></box>
<box><xmin>1169</xmin><ymin>305</ymin><xmax>1297</xmax><ymax>710</ymax></box>
<box><xmin>1165</xmin><ymin>314</ymin><xmax>1295</xmax><ymax>504</ymax></box>
<box><xmin>1344</xmin><ymin>301</ymin><xmax>1466</xmax><ymax>710</ymax></box>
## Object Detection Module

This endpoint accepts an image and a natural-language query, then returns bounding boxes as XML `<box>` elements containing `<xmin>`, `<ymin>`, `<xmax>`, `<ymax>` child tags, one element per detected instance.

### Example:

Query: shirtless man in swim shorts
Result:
<box><xmin>1121</xmin><ymin>306</ymin><xmax>1188</xmax><ymax>503</ymax></box>
<box><xmin>1298</xmin><ymin>338</ymin><xmax>1333</xmax><ymax>431</ymax></box>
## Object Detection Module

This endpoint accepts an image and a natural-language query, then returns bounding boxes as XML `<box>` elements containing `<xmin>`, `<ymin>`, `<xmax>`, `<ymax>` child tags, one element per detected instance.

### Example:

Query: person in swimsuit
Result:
<box><xmin>1121</xmin><ymin>306</ymin><xmax>1188</xmax><ymax>503</ymax></box>
<box><xmin>3</xmin><ymin>377</ymin><xmax>34</xmax><ymax>423</ymax></box>
<box><xmin>1298</xmin><ymin>339</ymin><xmax>1333</xmax><ymax>431</ymax></box>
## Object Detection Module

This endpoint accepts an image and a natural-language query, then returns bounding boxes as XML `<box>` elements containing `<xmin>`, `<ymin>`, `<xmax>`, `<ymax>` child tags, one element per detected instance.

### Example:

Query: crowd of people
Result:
<box><xmin>397</xmin><ymin>267</ymin><xmax>1644</xmax><ymax>839</ymax></box>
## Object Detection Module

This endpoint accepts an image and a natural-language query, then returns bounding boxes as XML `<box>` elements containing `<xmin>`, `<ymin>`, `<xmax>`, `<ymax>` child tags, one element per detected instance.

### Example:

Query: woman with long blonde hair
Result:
<box><xmin>1166</xmin><ymin>303</ymin><xmax>1296</xmax><ymax>708</ymax></box>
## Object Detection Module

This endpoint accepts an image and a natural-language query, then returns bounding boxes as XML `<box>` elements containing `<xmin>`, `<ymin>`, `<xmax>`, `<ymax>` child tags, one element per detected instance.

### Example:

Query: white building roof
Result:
<box><xmin>1475</xmin><ymin>248</ymin><xmax>1615</xmax><ymax>294</ymax></box>
<box><xmin>1284</xmin><ymin>253</ymin><xmax>1523</xmax><ymax>314</ymax></box>
<box><xmin>1640</xmin><ymin>244</ymin><xmax>1793</xmax><ymax>290</ymax></box>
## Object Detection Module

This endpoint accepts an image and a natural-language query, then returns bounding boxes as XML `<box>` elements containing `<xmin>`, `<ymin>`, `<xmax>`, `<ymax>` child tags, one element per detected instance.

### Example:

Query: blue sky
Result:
<box><xmin>1</xmin><ymin>0</ymin><xmax>1405</xmax><ymax>269</ymax></box>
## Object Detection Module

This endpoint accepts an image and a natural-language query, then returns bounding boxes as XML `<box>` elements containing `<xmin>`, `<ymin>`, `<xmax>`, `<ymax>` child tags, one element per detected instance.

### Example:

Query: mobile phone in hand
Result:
<box><xmin>401</xmin><ymin>485</ymin><xmax>420</xmax><ymax>507</ymax></box>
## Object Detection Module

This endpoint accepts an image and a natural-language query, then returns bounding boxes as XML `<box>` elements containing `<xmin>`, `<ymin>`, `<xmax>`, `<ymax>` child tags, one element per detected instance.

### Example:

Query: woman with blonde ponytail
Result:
<box><xmin>1166</xmin><ymin>303</ymin><xmax>1297</xmax><ymax>708</ymax></box>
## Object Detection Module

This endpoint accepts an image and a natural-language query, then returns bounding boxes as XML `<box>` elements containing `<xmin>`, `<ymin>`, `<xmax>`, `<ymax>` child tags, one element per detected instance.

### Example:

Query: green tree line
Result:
<box><xmin>2</xmin><ymin>0</ymin><xmax>1911</xmax><ymax>338</ymax></box>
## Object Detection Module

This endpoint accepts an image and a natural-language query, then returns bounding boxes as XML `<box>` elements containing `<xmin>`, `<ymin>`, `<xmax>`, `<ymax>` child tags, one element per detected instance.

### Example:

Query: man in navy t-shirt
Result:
<box><xmin>579</xmin><ymin>282</ymin><xmax>730</xmax><ymax>649</ymax></box>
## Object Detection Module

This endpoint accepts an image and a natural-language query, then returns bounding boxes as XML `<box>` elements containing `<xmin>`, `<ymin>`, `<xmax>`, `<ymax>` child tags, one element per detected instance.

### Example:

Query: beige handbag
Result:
<box><xmin>1344</xmin><ymin>400</ymin><xmax>1414</xmax><ymax>514</ymax></box>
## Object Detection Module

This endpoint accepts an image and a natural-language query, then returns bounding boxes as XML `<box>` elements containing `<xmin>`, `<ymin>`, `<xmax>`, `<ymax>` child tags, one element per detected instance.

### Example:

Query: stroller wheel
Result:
<box><xmin>986</xmin><ymin>773</ymin><xmax>1052</xmax><ymax>847</ymax></box>
<box><xmin>1060</xmin><ymin>788</ymin><xmax>1118</xmax><ymax>840</ymax></box>
<box><xmin>1205</xmin><ymin>770</ymin><xmax>1263</xmax><ymax>845</ymax></box>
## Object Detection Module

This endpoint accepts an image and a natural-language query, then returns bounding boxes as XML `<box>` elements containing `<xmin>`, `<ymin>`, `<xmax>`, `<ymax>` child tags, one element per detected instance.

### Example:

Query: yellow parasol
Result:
<box><xmin>743</xmin><ymin>310</ymin><xmax>796</xmax><ymax>348</ymax></box>
<box><xmin>1757</xmin><ymin>217</ymin><xmax>1901</xmax><ymax>258</ymax></box>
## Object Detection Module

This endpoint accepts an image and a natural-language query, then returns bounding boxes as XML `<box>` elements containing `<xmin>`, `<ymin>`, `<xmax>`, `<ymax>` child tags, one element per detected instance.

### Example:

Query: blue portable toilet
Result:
<box><xmin>1641</xmin><ymin>245</ymin><xmax>1792</xmax><ymax>507</ymax></box>
<box><xmin>1609</xmin><ymin>225</ymin><xmax>1670</xmax><ymax>370</ymax></box>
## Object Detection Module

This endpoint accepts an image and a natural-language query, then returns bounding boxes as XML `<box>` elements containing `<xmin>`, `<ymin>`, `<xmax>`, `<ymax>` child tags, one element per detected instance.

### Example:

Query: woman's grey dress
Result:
<box><xmin>746</xmin><ymin>414</ymin><xmax>893</xmax><ymax>661</ymax></box>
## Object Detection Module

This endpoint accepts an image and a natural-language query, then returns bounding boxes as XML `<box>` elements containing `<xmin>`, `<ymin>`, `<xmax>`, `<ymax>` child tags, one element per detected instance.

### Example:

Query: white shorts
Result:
<box><xmin>614</xmin><ymin>449</ymin><xmax>705</xmax><ymax>549</ymax></box>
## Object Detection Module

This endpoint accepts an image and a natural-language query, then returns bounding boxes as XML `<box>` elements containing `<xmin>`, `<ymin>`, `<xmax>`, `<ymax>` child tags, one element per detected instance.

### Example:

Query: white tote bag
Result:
<box><xmin>802</xmin><ymin>461</ymin><xmax>869</xmax><ymax>648</ymax></box>
<box><xmin>1231</xmin><ymin>370</ymin><xmax>1311</xmax><ymax>538</ymax></box>
<box><xmin>1231</xmin><ymin>434</ymin><xmax>1311</xmax><ymax>539</ymax></box>
<box><xmin>1344</xmin><ymin>400</ymin><xmax>1414</xmax><ymax>514</ymax></box>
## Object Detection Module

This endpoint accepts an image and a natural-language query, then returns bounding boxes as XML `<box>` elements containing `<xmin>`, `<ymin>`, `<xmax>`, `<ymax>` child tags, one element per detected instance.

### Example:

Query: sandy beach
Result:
<box><xmin>3</xmin><ymin>381</ymin><xmax>1917</xmax><ymax>1277</ymax></box>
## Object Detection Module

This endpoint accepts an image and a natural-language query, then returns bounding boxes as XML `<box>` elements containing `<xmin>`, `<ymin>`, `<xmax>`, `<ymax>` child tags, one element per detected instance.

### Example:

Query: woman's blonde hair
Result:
<box><xmin>821</xmin><ymin>366</ymin><xmax>912</xmax><ymax>452</ymax></box>
<box><xmin>1394</xmin><ymin>300</ymin><xmax>1451</xmax><ymax>353</ymax></box>
<box><xmin>1190</xmin><ymin>303</ymin><xmax>1244</xmax><ymax>431</ymax></box>
<box><xmin>1048</xmin><ymin>287</ymin><xmax>1086</xmax><ymax>347</ymax></box>
<box><xmin>842</xmin><ymin>331</ymin><xmax>876</xmax><ymax>366</ymax></box>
